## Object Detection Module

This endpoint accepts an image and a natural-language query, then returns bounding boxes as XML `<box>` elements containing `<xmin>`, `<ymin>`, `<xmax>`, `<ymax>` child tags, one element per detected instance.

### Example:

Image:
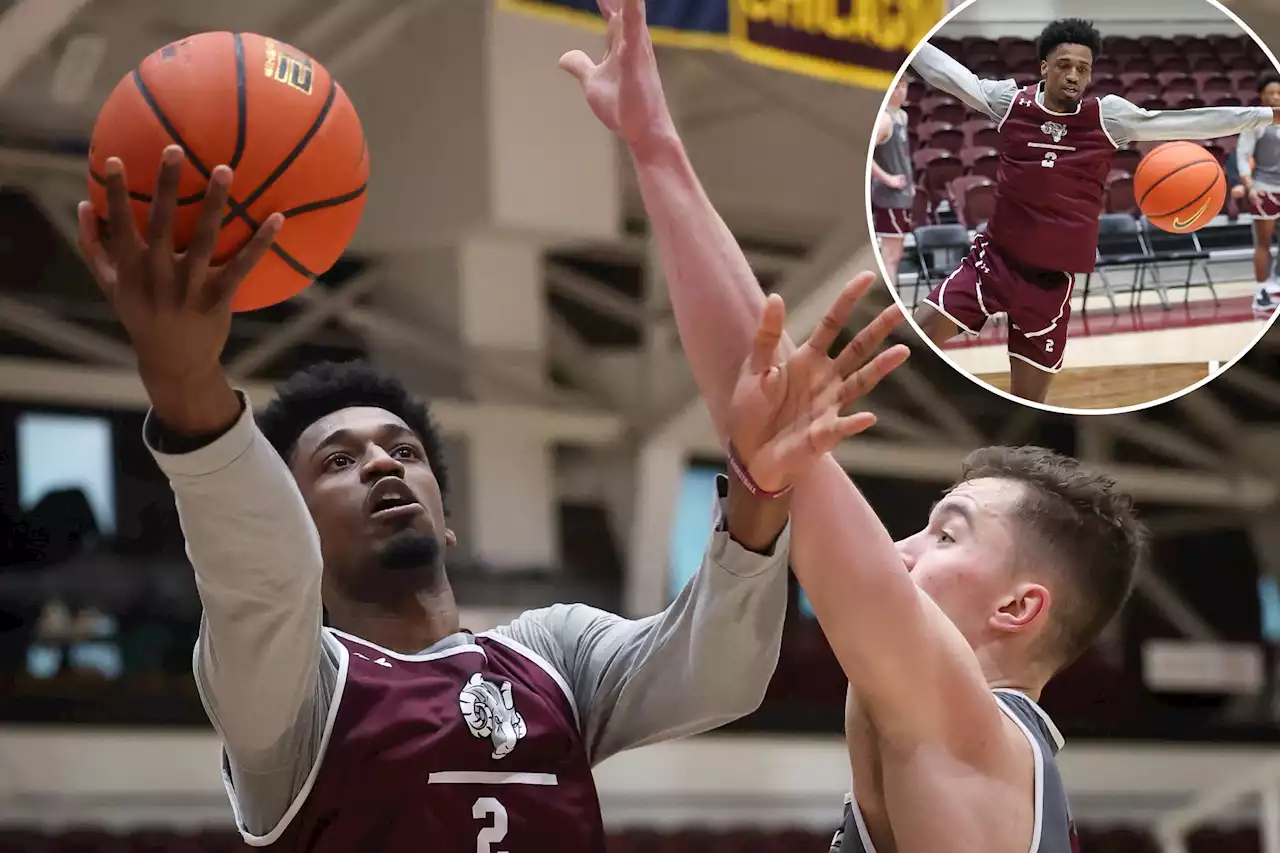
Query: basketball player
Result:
<box><xmin>562</xmin><ymin>3</ymin><xmax>1145</xmax><ymax>851</ymax></box>
<box><xmin>871</xmin><ymin>76</ymin><xmax>916</xmax><ymax>288</ymax></box>
<box><xmin>1236</xmin><ymin>71</ymin><xmax>1280</xmax><ymax>315</ymax></box>
<box><xmin>74</xmin><ymin>147</ymin><xmax>875</xmax><ymax>851</ymax></box>
<box><xmin>910</xmin><ymin>19</ymin><xmax>1280</xmax><ymax>402</ymax></box>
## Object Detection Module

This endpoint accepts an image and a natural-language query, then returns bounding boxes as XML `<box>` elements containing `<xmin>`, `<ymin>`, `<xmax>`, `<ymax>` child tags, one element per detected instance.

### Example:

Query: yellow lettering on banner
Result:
<box><xmin>736</xmin><ymin>0</ymin><xmax>936</xmax><ymax>52</ymax></box>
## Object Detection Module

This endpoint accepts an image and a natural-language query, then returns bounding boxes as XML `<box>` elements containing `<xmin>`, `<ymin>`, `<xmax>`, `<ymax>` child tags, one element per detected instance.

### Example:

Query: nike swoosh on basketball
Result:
<box><xmin>1173</xmin><ymin>200</ymin><xmax>1211</xmax><ymax>230</ymax></box>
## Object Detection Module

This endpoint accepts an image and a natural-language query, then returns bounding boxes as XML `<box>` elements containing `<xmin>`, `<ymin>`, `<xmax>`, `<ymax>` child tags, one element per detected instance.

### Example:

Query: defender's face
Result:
<box><xmin>291</xmin><ymin>406</ymin><xmax>452</xmax><ymax>583</ymax></box>
<box><xmin>1042</xmin><ymin>43</ymin><xmax>1093</xmax><ymax>108</ymax></box>
<box><xmin>895</xmin><ymin>478</ymin><xmax>1026</xmax><ymax>644</ymax></box>
<box><xmin>1262</xmin><ymin>82</ymin><xmax>1280</xmax><ymax>108</ymax></box>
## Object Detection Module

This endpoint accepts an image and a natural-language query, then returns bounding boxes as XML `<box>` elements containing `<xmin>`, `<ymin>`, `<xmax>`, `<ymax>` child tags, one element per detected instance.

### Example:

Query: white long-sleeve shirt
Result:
<box><xmin>912</xmin><ymin>43</ymin><xmax>1274</xmax><ymax>147</ymax></box>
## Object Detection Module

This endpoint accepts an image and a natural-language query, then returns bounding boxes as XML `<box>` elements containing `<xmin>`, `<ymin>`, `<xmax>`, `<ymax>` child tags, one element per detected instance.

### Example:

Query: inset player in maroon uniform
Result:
<box><xmin>912</xmin><ymin>19</ymin><xmax>1277</xmax><ymax>402</ymax></box>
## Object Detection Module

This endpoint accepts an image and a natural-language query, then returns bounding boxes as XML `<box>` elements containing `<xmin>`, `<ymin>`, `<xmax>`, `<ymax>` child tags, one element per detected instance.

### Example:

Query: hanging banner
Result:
<box><xmin>501</xmin><ymin>0</ymin><xmax>945</xmax><ymax>88</ymax></box>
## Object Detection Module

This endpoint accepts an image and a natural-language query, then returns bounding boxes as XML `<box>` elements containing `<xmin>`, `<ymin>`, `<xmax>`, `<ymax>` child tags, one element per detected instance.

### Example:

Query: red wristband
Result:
<box><xmin>726</xmin><ymin>442</ymin><xmax>793</xmax><ymax>500</ymax></box>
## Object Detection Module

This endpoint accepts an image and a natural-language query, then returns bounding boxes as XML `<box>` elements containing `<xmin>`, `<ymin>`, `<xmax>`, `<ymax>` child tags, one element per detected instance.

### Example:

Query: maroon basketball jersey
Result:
<box><xmin>987</xmin><ymin>85</ymin><xmax>1117</xmax><ymax>273</ymax></box>
<box><xmin>269</xmin><ymin>630</ymin><xmax>606</xmax><ymax>852</ymax></box>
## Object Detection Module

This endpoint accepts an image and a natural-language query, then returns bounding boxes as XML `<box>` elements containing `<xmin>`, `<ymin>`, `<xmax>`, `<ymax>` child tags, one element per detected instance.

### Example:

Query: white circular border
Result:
<box><xmin>864</xmin><ymin>0</ymin><xmax>1280</xmax><ymax>417</ymax></box>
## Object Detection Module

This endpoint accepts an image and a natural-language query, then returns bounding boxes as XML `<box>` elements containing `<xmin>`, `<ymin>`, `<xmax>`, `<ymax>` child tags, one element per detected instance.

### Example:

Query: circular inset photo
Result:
<box><xmin>869</xmin><ymin>0</ymin><xmax>1280</xmax><ymax>413</ymax></box>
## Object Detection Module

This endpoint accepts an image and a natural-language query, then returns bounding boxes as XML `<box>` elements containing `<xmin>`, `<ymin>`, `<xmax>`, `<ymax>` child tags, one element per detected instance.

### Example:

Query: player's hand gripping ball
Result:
<box><xmin>88</xmin><ymin>32</ymin><xmax>369</xmax><ymax>312</ymax></box>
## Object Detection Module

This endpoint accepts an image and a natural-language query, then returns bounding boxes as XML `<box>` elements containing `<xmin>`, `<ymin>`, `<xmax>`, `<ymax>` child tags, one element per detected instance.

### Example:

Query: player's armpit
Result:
<box><xmin>148</xmin><ymin>394</ymin><xmax>326</xmax><ymax>764</ymax></box>
<box><xmin>492</xmin><ymin>482</ymin><xmax>790</xmax><ymax>765</ymax></box>
<box><xmin>789</xmin><ymin>462</ymin><xmax>1010</xmax><ymax>764</ymax></box>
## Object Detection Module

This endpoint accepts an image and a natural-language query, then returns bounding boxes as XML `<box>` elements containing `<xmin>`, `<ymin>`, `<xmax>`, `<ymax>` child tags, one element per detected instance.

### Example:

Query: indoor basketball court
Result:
<box><xmin>884</xmin><ymin>0</ymin><xmax>1279</xmax><ymax>409</ymax></box>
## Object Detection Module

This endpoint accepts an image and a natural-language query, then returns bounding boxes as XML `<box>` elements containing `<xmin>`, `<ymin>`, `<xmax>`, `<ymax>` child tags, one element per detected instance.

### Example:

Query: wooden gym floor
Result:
<box><xmin>941</xmin><ymin>281</ymin><xmax>1273</xmax><ymax>410</ymax></box>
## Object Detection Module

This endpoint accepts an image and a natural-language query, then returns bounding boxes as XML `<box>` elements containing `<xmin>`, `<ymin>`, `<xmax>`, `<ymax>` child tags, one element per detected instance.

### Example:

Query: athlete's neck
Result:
<box><xmin>975</xmin><ymin>648</ymin><xmax>1047</xmax><ymax>702</ymax></box>
<box><xmin>328</xmin><ymin>582</ymin><xmax>461</xmax><ymax>654</ymax></box>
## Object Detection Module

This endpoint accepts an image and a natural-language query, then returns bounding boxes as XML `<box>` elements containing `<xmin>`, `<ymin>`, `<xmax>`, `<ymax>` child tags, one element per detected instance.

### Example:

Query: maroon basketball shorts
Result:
<box><xmin>873</xmin><ymin>205</ymin><xmax>914</xmax><ymax>237</ymax></box>
<box><xmin>923</xmin><ymin>232</ymin><xmax>1074</xmax><ymax>373</ymax></box>
<box><xmin>1251</xmin><ymin>189</ymin><xmax>1280</xmax><ymax>220</ymax></box>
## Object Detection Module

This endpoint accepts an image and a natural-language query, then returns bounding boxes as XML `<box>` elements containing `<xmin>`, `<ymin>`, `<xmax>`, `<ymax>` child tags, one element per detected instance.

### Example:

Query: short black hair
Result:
<box><xmin>257</xmin><ymin>360</ymin><xmax>449</xmax><ymax>504</ymax></box>
<box><xmin>1260</xmin><ymin>71</ymin><xmax>1280</xmax><ymax>94</ymax></box>
<box><xmin>953</xmin><ymin>446</ymin><xmax>1146</xmax><ymax>672</ymax></box>
<box><xmin>1036</xmin><ymin>18</ymin><xmax>1102</xmax><ymax>63</ymax></box>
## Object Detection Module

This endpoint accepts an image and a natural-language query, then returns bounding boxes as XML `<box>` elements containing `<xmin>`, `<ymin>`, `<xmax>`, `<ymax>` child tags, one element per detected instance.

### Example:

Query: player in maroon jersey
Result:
<box><xmin>75</xmin><ymin>143</ymin><xmax>900</xmax><ymax>852</ymax></box>
<box><xmin>910</xmin><ymin>19</ymin><xmax>1280</xmax><ymax>403</ymax></box>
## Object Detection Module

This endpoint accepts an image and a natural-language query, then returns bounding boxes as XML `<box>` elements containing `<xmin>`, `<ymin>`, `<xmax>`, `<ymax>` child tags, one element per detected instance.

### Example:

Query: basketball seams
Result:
<box><xmin>118</xmin><ymin>35</ymin><xmax>366</xmax><ymax>290</ymax></box>
<box><xmin>229</xmin><ymin>76</ymin><xmax>339</xmax><ymax>222</ymax></box>
<box><xmin>1142</xmin><ymin>160</ymin><xmax>1222</xmax><ymax>217</ymax></box>
<box><xmin>131</xmin><ymin>60</ymin><xmax>321</xmax><ymax>278</ymax></box>
<box><xmin>1135</xmin><ymin>154</ymin><xmax>1217</xmax><ymax>206</ymax></box>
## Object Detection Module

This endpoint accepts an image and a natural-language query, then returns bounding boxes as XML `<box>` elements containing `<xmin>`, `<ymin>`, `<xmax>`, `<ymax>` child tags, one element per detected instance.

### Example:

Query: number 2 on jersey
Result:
<box><xmin>1041</xmin><ymin>151</ymin><xmax>1057</xmax><ymax>168</ymax></box>
<box><xmin>473</xmin><ymin>797</ymin><xmax>508</xmax><ymax>853</ymax></box>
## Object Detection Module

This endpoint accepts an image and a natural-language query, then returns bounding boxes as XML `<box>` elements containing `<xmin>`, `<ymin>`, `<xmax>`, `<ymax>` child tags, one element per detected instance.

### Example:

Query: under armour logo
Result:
<box><xmin>1019</xmin><ymin>98</ymin><xmax>1034</xmax><ymax>107</ymax></box>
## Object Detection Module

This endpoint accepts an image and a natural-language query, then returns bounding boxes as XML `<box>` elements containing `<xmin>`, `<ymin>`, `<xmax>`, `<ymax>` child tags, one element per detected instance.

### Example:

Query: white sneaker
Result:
<box><xmin>1265</xmin><ymin>279</ymin><xmax>1280</xmax><ymax>297</ymax></box>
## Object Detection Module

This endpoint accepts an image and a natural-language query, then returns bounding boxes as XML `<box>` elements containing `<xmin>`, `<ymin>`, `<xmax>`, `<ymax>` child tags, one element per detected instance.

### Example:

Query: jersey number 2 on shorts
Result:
<box><xmin>473</xmin><ymin>797</ymin><xmax>508</xmax><ymax>853</ymax></box>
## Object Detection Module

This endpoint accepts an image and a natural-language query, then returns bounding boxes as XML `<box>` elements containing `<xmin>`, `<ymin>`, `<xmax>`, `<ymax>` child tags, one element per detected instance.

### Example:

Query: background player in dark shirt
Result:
<box><xmin>76</xmin><ymin>147</ymin><xmax>801</xmax><ymax>851</ymax></box>
<box><xmin>911</xmin><ymin>19</ymin><xmax>1277</xmax><ymax>403</ymax></box>
<box><xmin>564</xmin><ymin>3</ymin><xmax>1145</xmax><ymax>849</ymax></box>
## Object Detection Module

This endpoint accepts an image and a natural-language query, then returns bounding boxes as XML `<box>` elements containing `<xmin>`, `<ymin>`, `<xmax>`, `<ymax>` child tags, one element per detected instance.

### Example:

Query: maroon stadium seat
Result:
<box><xmin>959</xmin><ymin>118</ymin><xmax>999</xmax><ymax>149</ymax></box>
<box><xmin>949</xmin><ymin>175</ymin><xmax>997</xmax><ymax>229</ymax></box>
<box><xmin>919</xmin><ymin>123</ymin><xmax>964</xmax><ymax>155</ymax></box>
<box><xmin>1113</xmin><ymin>147</ymin><xmax>1143</xmax><ymax>174</ymax></box>
<box><xmin>913</xmin><ymin>149</ymin><xmax>965</xmax><ymax>210</ymax></box>
<box><xmin>1106</xmin><ymin>171</ymin><xmax>1138</xmax><ymax>217</ymax></box>
<box><xmin>1119</xmin><ymin>71</ymin><xmax>1155</xmax><ymax>89</ymax></box>
<box><xmin>920</xmin><ymin>97</ymin><xmax>967</xmax><ymax>125</ymax></box>
<box><xmin>960</xmin><ymin>146</ymin><xmax>1000</xmax><ymax>180</ymax></box>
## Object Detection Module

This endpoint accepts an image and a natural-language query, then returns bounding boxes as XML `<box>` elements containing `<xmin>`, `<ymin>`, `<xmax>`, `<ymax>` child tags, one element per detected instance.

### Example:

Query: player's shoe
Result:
<box><xmin>1264</xmin><ymin>278</ymin><xmax>1280</xmax><ymax>298</ymax></box>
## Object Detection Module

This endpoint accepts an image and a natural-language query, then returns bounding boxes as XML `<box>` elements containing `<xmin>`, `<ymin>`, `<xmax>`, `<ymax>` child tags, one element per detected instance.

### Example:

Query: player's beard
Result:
<box><xmin>376</xmin><ymin>528</ymin><xmax>442</xmax><ymax>573</ymax></box>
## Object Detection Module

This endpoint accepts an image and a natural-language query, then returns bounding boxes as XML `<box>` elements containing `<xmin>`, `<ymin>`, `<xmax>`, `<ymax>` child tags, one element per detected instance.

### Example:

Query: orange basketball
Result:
<box><xmin>87</xmin><ymin>32</ymin><xmax>368</xmax><ymax>312</ymax></box>
<box><xmin>1133</xmin><ymin>141</ymin><xmax>1225</xmax><ymax>234</ymax></box>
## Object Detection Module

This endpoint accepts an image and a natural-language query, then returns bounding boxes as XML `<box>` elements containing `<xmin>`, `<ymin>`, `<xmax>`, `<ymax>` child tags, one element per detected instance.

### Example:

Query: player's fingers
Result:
<box><xmin>749</xmin><ymin>293</ymin><xmax>786</xmax><ymax>374</ymax></box>
<box><xmin>76</xmin><ymin>202</ymin><xmax>118</xmax><ymax>302</ymax></box>
<box><xmin>806</xmin><ymin>272</ymin><xmax>876</xmax><ymax>356</ymax></box>
<box><xmin>183</xmin><ymin>166</ymin><xmax>232</xmax><ymax>278</ymax></box>
<box><xmin>832</xmin><ymin>303</ymin><xmax>906</xmax><ymax>377</ymax></box>
<box><xmin>207</xmin><ymin>213</ymin><xmax>283</xmax><ymax>311</ymax></box>
<box><xmin>596</xmin><ymin>0</ymin><xmax>620</xmax><ymax>20</ymax></box>
<box><xmin>827</xmin><ymin>413</ymin><xmax>878</xmax><ymax>443</ymax></box>
<box><xmin>837</xmin><ymin>344</ymin><xmax>910</xmax><ymax>407</ymax></box>
<box><xmin>102</xmin><ymin>158</ymin><xmax>142</xmax><ymax>261</ymax></box>
<box><xmin>622</xmin><ymin>0</ymin><xmax>648</xmax><ymax>36</ymax></box>
<box><xmin>558</xmin><ymin>50</ymin><xmax>597</xmax><ymax>82</ymax></box>
<box><xmin>146</xmin><ymin>146</ymin><xmax>184</xmax><ymax>256</ymax></box>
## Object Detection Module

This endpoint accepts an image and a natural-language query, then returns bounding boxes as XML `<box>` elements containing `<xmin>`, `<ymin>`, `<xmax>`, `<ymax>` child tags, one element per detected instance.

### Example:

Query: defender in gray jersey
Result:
<box><xmin>565</xmin><ymin>4</ymin><xmax>1148</xmax><ymax>852</ymax></box>
<box><xmin>1236</xmin><ymin>72</ymin><xmax>1280</xmax><ymax>314</ymax></box>
<box><xmin>871</xmin><ymin>76</ymin><xmax>916</xmax><ymax>288</ymax></box>
<box><xmin>76</xmin><ymin>138</ymin><xmax>800</xmax><ymax>844</ymax></box>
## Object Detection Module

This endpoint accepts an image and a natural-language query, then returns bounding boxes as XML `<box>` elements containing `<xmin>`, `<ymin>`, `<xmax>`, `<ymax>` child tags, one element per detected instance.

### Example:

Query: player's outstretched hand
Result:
<box><xmin>728</xmin><ymin>273</ymin><xmax>910</xmax><ymax>494</ymax></box>
<box><xmin>558</xmin><ymin>0</ymin><xmax>678</xmax><ymax>153</ymax></box>
<box><xmin>77</xmin><ymin>144</ymin><xmax>282</xmax><ymax>391</ymax></box>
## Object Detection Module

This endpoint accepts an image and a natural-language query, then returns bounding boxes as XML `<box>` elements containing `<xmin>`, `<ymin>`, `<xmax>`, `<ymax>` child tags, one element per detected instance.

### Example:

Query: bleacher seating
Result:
<box><xmin>0</xmin><ymin>825</ymin><xmax>1265</xmax><ymax>852</ymax></box>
